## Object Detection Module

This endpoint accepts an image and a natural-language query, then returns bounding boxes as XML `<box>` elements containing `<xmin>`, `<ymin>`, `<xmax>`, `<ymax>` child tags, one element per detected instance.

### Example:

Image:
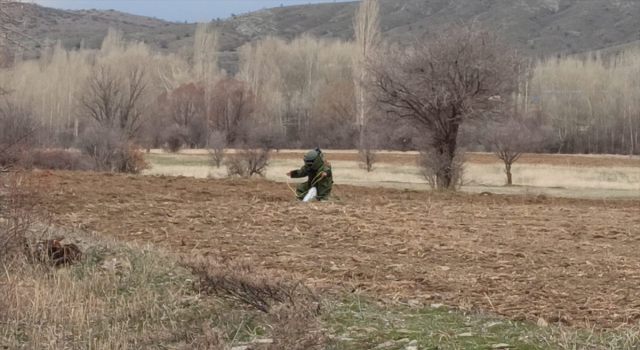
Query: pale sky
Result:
<box><xmin>34</xmin><ymin>0</ymin><xmax>354</xmax><ymax>22</ymax></box>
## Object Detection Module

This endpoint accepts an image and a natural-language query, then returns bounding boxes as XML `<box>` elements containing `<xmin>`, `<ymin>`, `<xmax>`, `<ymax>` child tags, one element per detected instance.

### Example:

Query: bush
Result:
<box><xmin>120</xmin><ymin>142</ymin><xmax>150</xmax><ymax>174</ymax></box>
<box><xmin>207</xmin><ymin>130</ymin><xmax>227</xmax><ymax>168</ymax></box>
<box><xmin>223</xmin><ymin>125</ymin><xmax>277</xmax><ymax>177</ymax></box>
<box><xmin>225</xmin><ymin>147</ymin><xmax>270</xmax><ymax>178</ymax></box>
<box><xmin>224</xmin><ymin>155</ymin><xmax>248</xmax><ymax>178</ymax></box>
<box><xmin>185</xmin><ymin>257</ymin><xmax>326</xmax><ymax>349</ymax></box>
<box><xmin>0</xmin><ymin>104</ymin><xmax>37</xmax><ymax>169</ymax></box>
<box><xmin>77</xmin><ymin>125</ymin><xmax>149</xmax><ymax>174</ymax></box>
<box><xmin>27</xmin><ymin>150</ymin><xmax>94</xmax><ymax>171</ymax></box>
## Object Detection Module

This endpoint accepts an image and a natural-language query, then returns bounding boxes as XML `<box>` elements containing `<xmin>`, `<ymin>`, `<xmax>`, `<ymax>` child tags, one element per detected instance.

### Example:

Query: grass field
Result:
<box><xmin>144</xmin><ymin>149</ymin><xmax>640</xmax><ymax>200</ymax></box>
<box><xmin>3</xmin><ymin>150</ymin><xmax>640</xmax><ymax>348</ymax></box>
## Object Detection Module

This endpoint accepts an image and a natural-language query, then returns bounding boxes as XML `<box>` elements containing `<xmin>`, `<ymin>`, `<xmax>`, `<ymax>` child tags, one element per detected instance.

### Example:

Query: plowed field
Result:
<box><xmin>39</xmin><ymin>171</ymin><xmax>640</xmax><ymax>329</ymax></box>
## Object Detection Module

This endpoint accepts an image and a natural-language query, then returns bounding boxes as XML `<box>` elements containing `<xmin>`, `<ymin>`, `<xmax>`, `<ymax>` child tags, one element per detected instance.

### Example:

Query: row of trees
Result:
<box><xmin>530</xmin><ymin>52</ymin><xmax>640</xmax><ymax>154</ymax></box>
<box><xmin>1</xmin><ymin>0</ymin><xmax>639</xmax><ymax>186</ymax></box>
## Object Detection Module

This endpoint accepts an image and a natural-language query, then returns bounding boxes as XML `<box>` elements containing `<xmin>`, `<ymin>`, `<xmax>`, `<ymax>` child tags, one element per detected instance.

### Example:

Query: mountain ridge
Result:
<box><xmin>5</xmin><ymin>0</ymin><xmax>640</xmax><ymax>74</ymax></box>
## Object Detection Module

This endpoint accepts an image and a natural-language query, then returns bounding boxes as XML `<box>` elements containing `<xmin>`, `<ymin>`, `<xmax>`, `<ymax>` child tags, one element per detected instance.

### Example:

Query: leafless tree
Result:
<box><xmin>484</xmin><ymin>115</ymin><xmax>556</xmax><ymax>185</ymax></box>
<box><xmin>365</xmin><ymin>25</ymin><xmax>521</xmax><ymax>190</ymax></box>
<box><xmin>358</xmin><ymin>129</ymin><xmax>378</xmax><ymax>172</ymax></box>
<box><xmin>209</xmin><ymin>78</ymin><xmax>256</xmax><ymax>145</ymax></box>
<box><xmin>489</xmin><ymin>119</ymin><xmax>529</xmax><ymax>185</ymax></box>
<box><xmin>78</xmin><ymin>65</ymin><xmax>148</xmax><ymax>140</ymax></box>
<box><xmin>155</xmin><ymin>83</ymin><xmax>208</xmax><ymax>148</ymax></box>
<box><xmin>353</xmin><ymin>0</ymin><xmax>380</xmax><ymax>146</ymax></box>
<box><xmin>354</xmin><ymin>0</ymin><xmax>381</xmax><ymax>167</ymax></box>
<box><xmin>166</xmin><ymin>83</ymin><xmax>205</xmax><ymax>128</ymax></box>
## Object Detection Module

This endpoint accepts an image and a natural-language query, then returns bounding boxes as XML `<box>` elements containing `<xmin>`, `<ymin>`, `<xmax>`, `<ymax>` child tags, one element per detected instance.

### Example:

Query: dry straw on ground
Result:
<box><xmin>38</xmin><ymin>170</ymin><xmax>640</xmax><ymax>330</ymax></box>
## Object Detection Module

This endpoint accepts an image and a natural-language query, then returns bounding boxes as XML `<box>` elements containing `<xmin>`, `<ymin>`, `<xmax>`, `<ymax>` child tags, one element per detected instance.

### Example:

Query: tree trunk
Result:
<box><xmin>436</xmin><ymin>122</ymin><xmax>460</xmax><ymax>190</ymax></box>
<box><xmin>505</xmin><ymin>163</ymin><xmax>512</xmax><ymax>185</ymax></box>
<box><xmin>358</xmin><ymin>123</ymin><xmax>364</xmax><ymax>152</ymax></box>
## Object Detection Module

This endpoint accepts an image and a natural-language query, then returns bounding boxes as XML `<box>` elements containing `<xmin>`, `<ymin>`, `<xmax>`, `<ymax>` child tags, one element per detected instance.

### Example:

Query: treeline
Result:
<box><xmin>530</xmin><ymin>52</ymin><xmax>640</xmax><ymax>154</ymax></box>
<box><xmin>0</xmin><ymin>24</ymin><xmax>639</xmax><ymax>155</ymax></box>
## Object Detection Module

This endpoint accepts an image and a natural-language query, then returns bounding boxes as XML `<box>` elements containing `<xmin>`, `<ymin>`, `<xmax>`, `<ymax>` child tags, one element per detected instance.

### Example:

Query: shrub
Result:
<box><xmin>120</xmin><ymin>142</ymin><xmax>150</xmax><ymax>174</ymax></box>
<box><xmin>224</xmin><ymin>155</ymin><xmax>249</xmax><ymax>178</ymax></box>
<box><xmin>27</xmin><ymin>150</ymin><xmax>94</xmax><ymax>171</ymax></box>
<box><xmin>0</xmin><ymin>103</ymin><xmax>37</xmax><ymax>169</ymax></box>
<box><xmin>187</xmin><ymin>258</ymin><xmax>317</xmax><ymax>313</ymax></box>
<box><xmin>77</xmin><ymin>125</ymin><xmax>149</xmax><ymax>174</ymax></box>
<box><xmin>185</xmin><ymin>257</ymin><xmax>326</xmax><ymax>349</ymax></box>
<box><xmin>225</xmin><ymin>147</ymin><xmax>270</xmax><ymax>178</ymax></box>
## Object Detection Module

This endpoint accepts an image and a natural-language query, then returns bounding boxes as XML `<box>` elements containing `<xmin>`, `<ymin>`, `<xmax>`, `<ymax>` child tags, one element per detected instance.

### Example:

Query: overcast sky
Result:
<box><xmin>34</xmin><ymin>0</ymin><xmax>353</xmax><ymax>22</ymax></box>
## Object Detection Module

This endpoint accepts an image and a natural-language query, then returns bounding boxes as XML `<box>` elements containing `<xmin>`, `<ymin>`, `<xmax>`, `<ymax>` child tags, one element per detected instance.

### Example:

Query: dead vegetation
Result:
<box><xmin>0</xmin><ymin>171</ymin><xmax>42</xmax><ymax>259</ymax></box>
<box><xmin>187</xmin><ymin>258</ymin><xmax>320</xmax><ymax>314</ymax></box>
<box><xmin>36</xmin><ymin>170</ymin><xmax>640</xmax><ymax>329</ymax></box>
<box><xmin>24</xmin><ymin>238</ymin><xmax>83</xmax><ymax>267</ymax></box>
<box><xmin>225</xmin><ymin>147</ymin><xmax>271</xmax><ymax>178</ymax></box>
<box><xmin>186</xmin><ymin>258</ymin><xmax>328</xmax><ymax>349</ymax></box>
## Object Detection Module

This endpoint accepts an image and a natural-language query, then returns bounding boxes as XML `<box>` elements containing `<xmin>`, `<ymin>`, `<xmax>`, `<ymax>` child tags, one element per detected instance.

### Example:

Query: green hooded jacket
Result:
<box><xmin>290</xmin><ymin>150</ymin><xmax>333</xmax><ymax>200</ymax></box>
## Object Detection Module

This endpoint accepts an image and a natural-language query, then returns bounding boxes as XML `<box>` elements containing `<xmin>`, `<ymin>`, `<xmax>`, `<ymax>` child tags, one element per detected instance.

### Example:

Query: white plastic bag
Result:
<box><xmin>302</xmin><ymin>187</ymin><xmax>317</xmax><ymax>202</ymax></box>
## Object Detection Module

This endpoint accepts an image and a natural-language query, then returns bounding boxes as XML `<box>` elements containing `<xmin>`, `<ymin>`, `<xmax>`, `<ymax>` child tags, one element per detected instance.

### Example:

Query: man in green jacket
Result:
<box><xmin>286</xmin><ymin>148</ymin><xmax>333</xmax><ymax>201</ymax></box>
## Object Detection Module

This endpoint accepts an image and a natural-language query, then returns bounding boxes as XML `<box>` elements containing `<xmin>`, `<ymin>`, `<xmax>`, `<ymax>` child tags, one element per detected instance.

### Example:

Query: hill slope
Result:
<box><xmin>6</xmin><ymin>0</ymin><xmax>640</xmax><ymax>73</ymax></box>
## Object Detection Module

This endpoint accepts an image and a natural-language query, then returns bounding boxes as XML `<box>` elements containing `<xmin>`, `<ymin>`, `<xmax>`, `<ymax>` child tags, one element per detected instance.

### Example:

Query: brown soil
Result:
<box><xmin>39</xmin><ymin>171</ymin><xmax>640</xmax><ymax>329</ymax></box>
<box><xmin>273</xmin><ymin>151</ymin><xmax>640</xmax><ymax>168</ymax></box>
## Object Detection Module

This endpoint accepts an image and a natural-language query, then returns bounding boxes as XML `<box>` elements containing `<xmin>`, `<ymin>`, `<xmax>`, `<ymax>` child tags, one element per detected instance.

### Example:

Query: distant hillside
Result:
<box><xmin>6</xmin><ymin>0</ymin><xmax>640</xmax><ymax>74</ymax></box>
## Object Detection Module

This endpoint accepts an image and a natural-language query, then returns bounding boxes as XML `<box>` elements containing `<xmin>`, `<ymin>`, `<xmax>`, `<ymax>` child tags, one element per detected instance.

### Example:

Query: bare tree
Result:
<box><xmin>366</xmin><ymin>25</ymin><xmax>521</xmax><ymax>190</ymax></box>
<box><xmin>353</xmin><ymin>0</ymin><xmax>381</xmax><ymax>137</ymax></box>
<box><xmin>484</xmin><ymin>115</ymin><xmax>556</xmax><ymax>185</ymax></box>
<box><xmin>78</xmin><ymin>65</ymin><xmax>148</xmax><ymax>140</ymax></box>
<box><xmin>488</xmin><ymin>119</ymin><xmax>529</xmax><ymax>186</ymax></box>
<box><xmin>309</xmin><ymin>81</ymin><xmax>357</xmax><ymax>149</ymax></box>
<box><xmin>208</xmin><ymin>78</ymin><xmax>256</xmax><ymax>145</ymax></box>
<box><xmin>353</xmin><ymin>0</ymin><xmax>381</xmax><ymax>163</ymax></box>
<box><xmin>155</xmin><ymin>83</ymin><xmax>208</xmax><ymax>148</ymax></box>
<box><xmin>358</xmin><ymin>129</ymin><xmax>378</xmax><ymax>172</ymax></box>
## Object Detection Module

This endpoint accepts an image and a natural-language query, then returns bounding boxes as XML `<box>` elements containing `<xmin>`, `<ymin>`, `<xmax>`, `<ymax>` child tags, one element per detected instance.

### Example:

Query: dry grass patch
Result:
<box><xmin>0</xmin><ymin>228</ymin><xmax>241</xmax><ymax>349</ymax></box>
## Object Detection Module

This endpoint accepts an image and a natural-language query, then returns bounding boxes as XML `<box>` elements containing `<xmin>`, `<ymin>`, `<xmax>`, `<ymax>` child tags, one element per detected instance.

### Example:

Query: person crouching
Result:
<box><xmin>286</xmin><ymin>149</ymin><xmax>333</xmax><ymax>201</ymax></box>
